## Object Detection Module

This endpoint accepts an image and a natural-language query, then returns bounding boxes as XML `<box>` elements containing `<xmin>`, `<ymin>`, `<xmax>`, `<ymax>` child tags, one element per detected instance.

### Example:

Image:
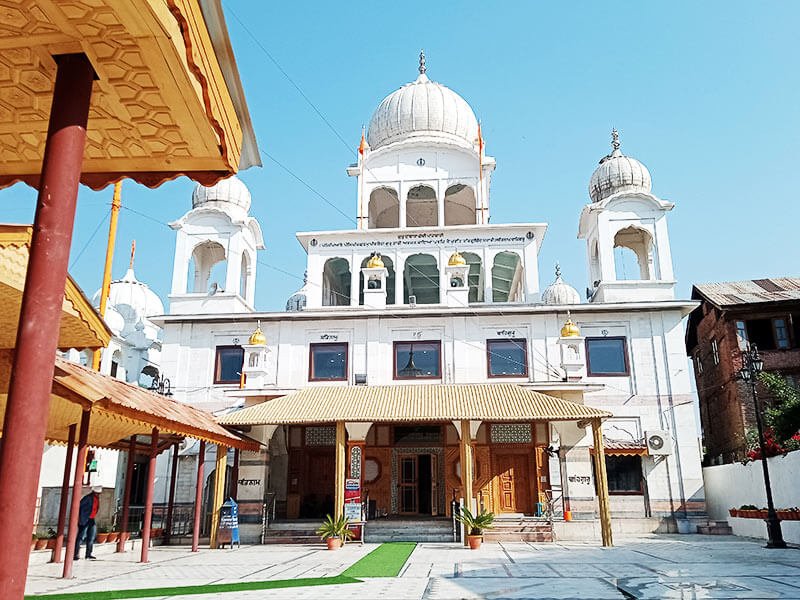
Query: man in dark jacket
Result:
<box><xmin>74</xmin><ymin>485</ymin><xmax>102</xmax><ymax>560</ymax></box>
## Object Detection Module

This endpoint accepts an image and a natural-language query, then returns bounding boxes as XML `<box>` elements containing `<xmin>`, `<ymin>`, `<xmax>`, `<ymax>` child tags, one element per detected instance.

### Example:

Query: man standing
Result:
<box><xmin>74</xmin><ymin>485</ymin><xmax>102</xmax><ymax>560</ymax></box>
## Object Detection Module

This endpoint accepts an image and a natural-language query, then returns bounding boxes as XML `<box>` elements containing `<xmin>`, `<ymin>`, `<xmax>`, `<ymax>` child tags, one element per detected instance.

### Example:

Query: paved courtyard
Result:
<box><xmin>25</xmin><ymin>535</ymin><xmax>800</xmax><ymax>599</ymax></box>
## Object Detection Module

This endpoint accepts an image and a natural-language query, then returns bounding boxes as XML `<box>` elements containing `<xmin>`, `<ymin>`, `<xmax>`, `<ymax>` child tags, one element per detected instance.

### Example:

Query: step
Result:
<box><xmin>698</xmin><ymin>520</ymin><xmax>733</xmax><ymax>535</ymax></box>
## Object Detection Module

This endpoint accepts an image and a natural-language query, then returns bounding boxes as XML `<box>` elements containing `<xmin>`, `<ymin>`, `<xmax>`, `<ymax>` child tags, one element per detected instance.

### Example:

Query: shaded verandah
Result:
<box><xmin>219</xmin><ymin>383</ymin><xmax>615</xmax><ymax>546</ymax></box>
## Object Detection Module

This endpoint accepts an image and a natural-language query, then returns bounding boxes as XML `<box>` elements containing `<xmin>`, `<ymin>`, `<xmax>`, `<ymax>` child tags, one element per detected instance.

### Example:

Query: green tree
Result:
<box><xmin>759</xmin><ymin>372</ymin><xmax>800</xmax><ymax>444</ymax></box>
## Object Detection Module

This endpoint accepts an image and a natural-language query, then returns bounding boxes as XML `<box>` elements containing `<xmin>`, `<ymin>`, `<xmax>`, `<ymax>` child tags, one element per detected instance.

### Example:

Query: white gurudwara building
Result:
<box><xmin>154</xmin><ymin>53</ymin><xmax>705</xmax><ymax>543</ymax></box>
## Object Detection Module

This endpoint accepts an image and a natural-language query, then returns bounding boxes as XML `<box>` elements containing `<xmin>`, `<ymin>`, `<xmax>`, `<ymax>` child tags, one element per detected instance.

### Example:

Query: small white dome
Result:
<box><xmin>367</xmin><ymin>52</ymin><xmax>479</xmax><ymax>150</ymax></box>
<box><xmin>103</xmin><ymin>304</ymin><xmax>125</xmax><ymax>336</ymax></box>
<box><xmin>541</xmin><ymin>265</ymin><xmax>581</xmax><ymax>305</ymax></box>
<box><xmin>94</xmin><ymin>267</ymin><xmax>164</xmax><ymax>332</ymax></box>
<box><xmin>589</xmin><ymin>130</ymin><xmax>651</xmax><ymax>203</ymax></box>
<box><xmin>286</xmin><ymin>273</ymin><xmax>309</xmax><ymax>312</ymax></box>
<box><xmin>192</xmin><ymin>175</ymin><xmax>252</xmax><ymax>213</ymax></box>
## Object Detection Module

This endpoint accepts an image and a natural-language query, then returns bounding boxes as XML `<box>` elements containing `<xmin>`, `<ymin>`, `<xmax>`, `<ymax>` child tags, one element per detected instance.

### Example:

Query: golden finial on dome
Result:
<box><xmin>366</xmin><ymin>252</ymin><xmax>384</xmax><ymax>269</ymax></box>
<box><xmin>560</xmin><ymin>312</ymin><xmax>580</xmax><ymax>338</ymax></box>
<box><xmin>248</xmin><ymin>321</ymin><xmax>266</xmax><ymax>345</ymax></box>
<box><xmin>448</xmin><ymin>251</ymin><xmax>466</xmax><ymax>266</ymax></box>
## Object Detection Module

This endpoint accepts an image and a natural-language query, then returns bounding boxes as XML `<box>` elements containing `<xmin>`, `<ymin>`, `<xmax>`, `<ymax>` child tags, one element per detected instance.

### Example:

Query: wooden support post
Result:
<box><xmin>62</xmin><ymin>410</ymin><xmax>91</xmax><ymax>579</ymax></box>
<box><xmin>117</xmin><ymin>436</ymin><xmax>136</xmax><ymax>553</ymax></box>
<box><xmin>164</xmin><ymin>442</ymin><xmax>179</xmax><ymax>543</ymax></box>
<box><xmin>230</xmin><ymin>448</ymin><xmax>240</xmax><ymax>502</ymax></box>
<box><xmin>191</xmin><ymin>440</ymin><xmax>205</xmax><ymax>552</ymax></box>
<box><xmin>0</xmin><ymin>53</ymin><xmax>94</xmax><ymax>598</ymax></box>
<box><xmin>591</xmin><ymin>419</ymin><xmax>613</xmax><ymax>547</ymax></box>
<box><xmin>334</xmin><ymin>421</ymin><xmax>346</xmax><ymax>520</ymax></box>
<box><xmin>209</xmin><ymin>445</ymin><xmax>227</xmax><ymax>549</ymax></box>
<box><xmin>51</xmin><ymin>423</ymin><xmax>76</xmax><ymax>563</ymax></box>
<box><xmin>140</xmin><ymin>428</ymin><xmax>159</xmax><ymax>563</ymax></box>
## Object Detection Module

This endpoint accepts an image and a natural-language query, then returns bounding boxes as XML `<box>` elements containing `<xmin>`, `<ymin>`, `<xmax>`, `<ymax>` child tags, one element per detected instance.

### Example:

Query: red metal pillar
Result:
<box><xmin>62</xmin><ymin>410</ymin><xmax>91</xmax><ymax>579</ymax></box>
<box><xmin>0</xmin><ymin>53</ymin><xmax>94</xmax><ymax>598</ymax></box>
<box><xmin>191</xmin><ymin>440</ymin><xmax>206</xmax><ymax>552</ymax></box>
<box><xmin>116</xmin><ymin>436</ymin><xmax>136</xmax><ymax>553</ymax></box>
<box><xmin>140</xmin><ymin>428</ymin><xmax>159</xmax><ymax>563</ymax></box>
<box><xmin>51</xmin><ymin>423</ymin><xmax>76</xmax><ymax>563</ymax></box>
<box><xmin>230</xmin><ymin>448</ymin><xmax>240</xmax><ymax>502</ymax></box>
<box><xmin>164</xmin><ymin>442</ymin><xmax>179</xmax><ymax>543</ymax></box>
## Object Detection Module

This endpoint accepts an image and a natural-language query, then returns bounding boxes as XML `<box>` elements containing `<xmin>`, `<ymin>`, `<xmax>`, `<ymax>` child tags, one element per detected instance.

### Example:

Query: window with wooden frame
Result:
<box><xmin>214</xmin><ymin>345</ymin><xmax>244</xmax><ymax>384</ymax></box>
<box><xmin>309</xmin><ymin>342</ymin><xmax>348</xmax><ymax>381</ymax></box>
<box><xmin>393</xmin><ymin>341</ymin><xmax>441</xmax><ymax>379</ymax></box>
<box><xmin>486</xmin><ymin>338</ymin><xmax>528</xmax><ymax>377</ymax></box>
<box><xmin>605</xmin><ymin>455</ymin><xmax>643</xmax><ymax>495</ymax></box>
<box><xmin>711</xmin><ymin>338</ymin><xmax>720</xmax><ymax>365</ymax></box>
<box><xmin>585</xmin><ymin>337</ymin><xmax>629</xmax><ymax>376</ymax></box>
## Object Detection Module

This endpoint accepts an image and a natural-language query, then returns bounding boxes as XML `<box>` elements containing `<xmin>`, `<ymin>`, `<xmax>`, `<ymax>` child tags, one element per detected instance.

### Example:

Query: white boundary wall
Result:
<box><xmin>703</xmin><ymin>450</ymin><xmax>800</xmax><ymax>543</ymax></box>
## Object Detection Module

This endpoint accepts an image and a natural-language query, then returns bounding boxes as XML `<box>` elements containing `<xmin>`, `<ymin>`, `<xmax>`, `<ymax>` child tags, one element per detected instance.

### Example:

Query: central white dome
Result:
<box><xmin>367</xmin><ymin>53</ymin><xmax>479</xmax><ymax>150</ymax></box>
<box><xmin>192</xmin><ymin>175</ymin><xmax>251</xmax><ymax>214</ymax></box>
<box><xmin>589</xmin><ymin>130</ymin><xmax>652</xmax><ymax>203</ymax></box>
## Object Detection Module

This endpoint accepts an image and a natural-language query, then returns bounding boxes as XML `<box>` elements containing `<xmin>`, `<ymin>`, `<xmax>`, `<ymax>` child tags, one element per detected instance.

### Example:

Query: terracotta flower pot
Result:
<box><xmin>96</xmin><ymin>533</ymin><xmax>109</xmax><ymax>544</ymax></box>
<box><xmin>758</xmin><ymin>510</ymin><xmax>769</xmax><ymax>519</ymax></box>
<box><xmin>467</xmin><ymin>535</ymin><xmax>483</xmax><ymax>550</ymax></box>
<box><xmin>729</xmin><ymin>509</ymin><xmax>738</xmax><ymax>518</ymax></box>
<box><xmin>34</xmin><ymin>539</ymin><xmax>48</xmax><ymax>551</ymax></box>
<box><xmin>107</xmin><ymin>532</ymin><xmax>119</xmax><ymax>543</ymax></box>
<box><xmin>326</xmin><ymin>537</ymin><xmax>342</xmax><ymax>550</ymax></box>
<box><xmin>45</xmin><ymin>539</ymin><xmax>56</xmax><ymax>550</ymax></box>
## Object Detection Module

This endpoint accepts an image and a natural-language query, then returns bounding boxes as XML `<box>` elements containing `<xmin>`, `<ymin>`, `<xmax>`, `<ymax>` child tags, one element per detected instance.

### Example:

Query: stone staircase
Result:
<box><xmin>262</xmin><ymin>520</ymin><xmax>319</xmax><ymax>544</ymax></box>
<box><xmin>364</xmin><ymin>518</ymin><xmax>455</xmax><ymax>543</ymax></box>
<box><xmin>482</xmin><ymin>516</ymin><xmax>554</xmax><ymax>543</ymax></box>
<box><xmin>697</xmin><ymin>520</ymin><xmax>733</xmax><ymax>535</ymax></box>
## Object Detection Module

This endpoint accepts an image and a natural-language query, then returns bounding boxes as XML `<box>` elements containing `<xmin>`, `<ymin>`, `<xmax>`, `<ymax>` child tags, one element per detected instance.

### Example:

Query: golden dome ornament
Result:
<box><xmin>448</xmin><ymin>251</ymin><xmax>466</xmax><ymax>266</ymax></box>
<box><xmin>248</xmin><ymin>322</ymin><xmax>267</xmax><ymax>345</ymax></box>
<box><xmin>560</xmin><ymin>313</ymin><xmax>580</xmax><ymax>338</ymax></box>
<box><xmin>366</xmin><ymin>252</ymin><xmax>385</xmax><ymax>269</ymax></box>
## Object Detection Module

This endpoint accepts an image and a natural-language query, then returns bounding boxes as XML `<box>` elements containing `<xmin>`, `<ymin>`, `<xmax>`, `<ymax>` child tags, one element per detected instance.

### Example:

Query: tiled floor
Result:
<box><xmin>25</xmin><ymin>535</ymin><xmax>800</xmax><ymax>599</ymax></box>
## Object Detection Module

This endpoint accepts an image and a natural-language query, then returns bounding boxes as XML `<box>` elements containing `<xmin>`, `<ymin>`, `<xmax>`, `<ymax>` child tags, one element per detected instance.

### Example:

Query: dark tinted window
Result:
<box><xmin>487</xmin><ymin>339</ymin><xmax>527</xmax><ymax>377</ymax></box>
<box><xmin>394</xmin><ymin>341</ymin><xmax>440</xmax><ymax>379</ymax></box>
<box><xmin>586</xmin><ymin>337</ymin><xmax>628</xmax><ymax>376</ymax></box>
<box><xmin>309</xmin><ymin>343</ymin><xmax>348</xmax><ymax>381</ymax></box>
<box><xmin>606</xmin><ymin>455</ymin><xmax>643</xmax><ymax>494</ymax></box>
<box><xmin>215</xmin><ymin>346</ymin><xmax>244</xmax><ymax>384</ymax></box>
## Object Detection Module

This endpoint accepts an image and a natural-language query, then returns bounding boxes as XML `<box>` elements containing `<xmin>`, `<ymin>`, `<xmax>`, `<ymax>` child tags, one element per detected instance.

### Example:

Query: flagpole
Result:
<box><xmin>358</xmin><ymin>126</ymin><xmax>367</xmax><ymax>230</ymax></box>
<box><xmin>91</xmin><ymin>180</ymin><xmax>122</xmax><ymax>371</ymax></box>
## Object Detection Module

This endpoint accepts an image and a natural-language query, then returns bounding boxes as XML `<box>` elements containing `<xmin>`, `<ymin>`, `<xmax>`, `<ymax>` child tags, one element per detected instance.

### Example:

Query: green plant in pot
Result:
<box><xmin>315</xmin><ymin>514</ymin><xmax>353</xmax><ymax>550</ymax></box>
<box><xmin>455</xmin><ymin>507</ymin><xmax>494</xmax><ymax>550</ymax></box>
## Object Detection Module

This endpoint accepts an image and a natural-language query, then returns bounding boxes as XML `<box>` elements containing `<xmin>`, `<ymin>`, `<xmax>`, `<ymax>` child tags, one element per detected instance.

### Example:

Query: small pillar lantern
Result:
<box><xmin>557</xmin><ymin>313</ymin><xmax>585</xmax><ymax>381</ymax></box>
<box><xmin>445</xmin><ymin>251</ymin><xmax>470</xmax><ymax>307</ymax></box>
<box><xmin>362</xmin><ymin>252</ymin><xmax>388</xmax><ymax>309</ymax></box>
<box><xmin>242</xmin><ymin>322</ymin><xmax>269</xmax><ymax>389</ymax></box>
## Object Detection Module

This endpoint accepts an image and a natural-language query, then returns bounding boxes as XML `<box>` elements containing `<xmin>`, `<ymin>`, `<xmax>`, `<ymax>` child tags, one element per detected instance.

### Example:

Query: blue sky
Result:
<box><xmin>1</xmin><ymin>2</ymin><xmax>798</xmax><ymax>311</ymax></box>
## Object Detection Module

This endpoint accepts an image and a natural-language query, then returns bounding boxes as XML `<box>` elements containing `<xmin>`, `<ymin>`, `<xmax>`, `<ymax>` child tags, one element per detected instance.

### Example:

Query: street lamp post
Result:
<box><xmin>739</xmin><ymin>344</ymin><xmax>786</xmax><ymax>549</ymax></box>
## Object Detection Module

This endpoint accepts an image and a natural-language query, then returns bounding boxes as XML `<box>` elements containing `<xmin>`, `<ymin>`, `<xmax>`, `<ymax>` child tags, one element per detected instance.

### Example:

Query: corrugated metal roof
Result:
<box><xmin>218</xmin><ymin>383</ymin><xmax>611</xmax><ymax>426</ymax></box>
<box><xmin>603</xmin><ymin>438</ymin><xmax>647</xmax><ymax>456</ymax></box>
<box><xmin>694</xmin><ymin>278</ymin><xmax>800</xmax><ymax>307</ymax></box>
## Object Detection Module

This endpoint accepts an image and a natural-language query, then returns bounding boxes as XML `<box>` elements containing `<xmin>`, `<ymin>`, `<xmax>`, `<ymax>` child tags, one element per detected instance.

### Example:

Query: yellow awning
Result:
<box><xmin>218</xmin><ymin>383</ymin><xmax>611</xmax><ymax>426</ymax></box>
<box><xmin>0</xmin><ymin>0</ymin><xmax>259</xmax><ymax>190</ymax></box>
<box><xmin>0</xmin><ymin>225</ymin><xmax>110</xmax><ymax>350</ymax></box>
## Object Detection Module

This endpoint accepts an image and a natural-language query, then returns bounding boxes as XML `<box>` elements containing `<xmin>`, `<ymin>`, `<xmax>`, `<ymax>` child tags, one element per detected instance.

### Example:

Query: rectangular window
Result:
<box><xmin>394</xmin><ymin>341</ymin><xmax>441</xmax><ymax>379</ymax></box>
<box><xmin>214</xmin><ymin>346</ymin><xmax>244</xmax><ymax>384</ymax></box>
<box><xmin>309</xmin><ymin>342</ymin><xmax>348</xmax><ymax>381</ymax></box>
<box><xmin>773</xmin><ymin>318</ymin><xmax>790</xmax><ymax>349</ymax></box>
<box><xmin>486</xmin><ymin>338</ymin><xmax>528</xmax><ymax>377</ymax></box>
<box><xmin>694</xmin><ymin>351</ymin><xmax>703</xmax><ymax>375</ymax></box>
<box><xmin>606</xmin><ymin>455</ymin><xmax>643</xmax><ymax>494</ymax></box>
<box><xmin>711</xmin><ymin>339</ymin><xmax>720</xmax><ymax>365</ymax></box>
<box><xmin>735</xmin><ymin>320</ymin><xmax>749</xmax><ymax>351</ymax></box>
<box><xmin>585</xmin><ymin>337</ymin><xmax>629</xmax><ymax>376</ymax></box>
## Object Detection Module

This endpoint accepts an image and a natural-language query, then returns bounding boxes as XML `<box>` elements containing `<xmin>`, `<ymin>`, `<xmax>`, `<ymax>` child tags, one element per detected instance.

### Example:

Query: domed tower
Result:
<box><xmin>348</xmin><ymin>51</ymin><xmax>495</xmax><ymax>229</ymax></box>
<box><xmin>578</xmin><ymin>130</ymin><xmax>676</xmax><ymax>303</ymax></box>
<box><xmin>541</xmin><ymin>264</ymin><xmax>581</xmax><ymax>306</ymax></box>
<box><xmin>169</xmin><ymin>175</ymin><xmax>265</xmax><ymax>314</ymax></box>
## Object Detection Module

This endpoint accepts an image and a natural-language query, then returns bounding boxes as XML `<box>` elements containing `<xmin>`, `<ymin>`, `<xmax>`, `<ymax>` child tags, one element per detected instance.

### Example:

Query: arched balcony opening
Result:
<box><xmin>461</xmin><ymin>251</ymin><xmax>484</xmax><ymax>302</ymax></box>
<box><xmin>139</xmin><ymin>364</ymin><xmax>158</xmax><ymax>388</ymax></box>
<box><xmin>359</xmin><ymin>255</ymin><xmax>395</xmax><ymax>305</ymax></box>
<box><xmin>613</xmin><ymin>226</ymin><xmax>654</xmax><ymax>280</ymax></box>
<box><xmin>444</xmin><ymin>184</ymin><xmax>477</xmax><ymax>226</ymax></box>
<box><xmin>492</xmin><ymin>251</ymin><xmax>523</xmax><ymax>302</ymax></box>
<box><xmin>406</xmin><ymin>185</ymin><xmax>437</xmax><ymax>227</ymax></box>
<box><xmin>322</xmin><ymin>257</ymin><xmax>351</xmax><ymax>306</ymax></box>
<box><xmin>187</xmin><ymin>241</ymin><xmax>226</xmax><ymax>293</ymax></box>
<box><xmin>403</xmin><ymin>253</ymin><xmax>440</xmax><ymax>304</ymax></box>
<box><xmin>368</xmin><ymin>187</ymin><xmax>400</xmax><ymax>229</ymax></box>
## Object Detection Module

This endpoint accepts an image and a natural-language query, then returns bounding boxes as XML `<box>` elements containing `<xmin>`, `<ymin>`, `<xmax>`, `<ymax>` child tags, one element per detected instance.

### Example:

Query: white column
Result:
<box><xmin>395</xmin><ymin>253</ymin><xmax>406</xmax><ymax>305</ymax></box>
<box><xmin>437</xmin><ymin>179</ymin><xmax>445</xmax><ymax>227</ymax></box>
<box><xmin>399</xmin><ymin>181</ymin><xmax>407</xmax><ymax>228</ymax></box>
<box><xmin>350</xmin><ymin>255</ymin><xmax>360</xmax><ymax>306</ymax></box>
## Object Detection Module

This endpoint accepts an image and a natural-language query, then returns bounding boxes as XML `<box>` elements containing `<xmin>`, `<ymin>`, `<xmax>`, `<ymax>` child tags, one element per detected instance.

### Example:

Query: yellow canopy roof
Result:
<box><xmin>0</xmin><ymin>225</ymin><xmax>110</xmax><ymax>350</ymax></box>
<box><xmin>0</xmin><ymin>0</ymin><xmax>259</xmax><ymax>190</ymax></box>
<box><xmin>218</xmin><ymin>383</ymin><xmax>611</xmax><ymax>426</ymax></box>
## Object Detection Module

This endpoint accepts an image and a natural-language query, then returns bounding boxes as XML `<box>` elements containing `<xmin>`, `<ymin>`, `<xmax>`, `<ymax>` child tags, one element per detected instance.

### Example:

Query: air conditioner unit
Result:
<box><xmin>408</xmin><ymin>295</ymin><xmax>417</xmax><ymax>307</ymax></box>
<box><xmin>354</xmin><ymin>373</ymin><xmax>367</xmax><ymax>385</ymax></box>
<box><xmin>645</xmin><ymin>430</ymin><xmax>672</xmax><ymax>456</ymax></box>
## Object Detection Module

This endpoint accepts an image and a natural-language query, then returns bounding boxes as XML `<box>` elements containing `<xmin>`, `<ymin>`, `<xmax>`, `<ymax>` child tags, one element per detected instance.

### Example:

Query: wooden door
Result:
<box><xmin>398</xmin><ymin>455</ymin><xmax>418</xmax><ymax>514</ymax></box>
<box><xmin>430</xmin><ymin>453</ymin><xmax>438</xmax><ymax>516</ymax></box>
<box><xmin>494</xmin><ymin>453</ymin><xmax>531</xmax><ymax>514</ymax></box>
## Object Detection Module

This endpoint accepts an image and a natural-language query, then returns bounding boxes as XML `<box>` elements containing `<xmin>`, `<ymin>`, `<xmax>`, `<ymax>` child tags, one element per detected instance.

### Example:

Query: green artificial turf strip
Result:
<box><xmin>341</xmin><ymin>542</ymin><xmax>417</xmax><ymax>578</ymax></box>
<box><xmin>24</xmin><ymin>575</ymin><xmax>361</xmax><ymax>600</ymax></box>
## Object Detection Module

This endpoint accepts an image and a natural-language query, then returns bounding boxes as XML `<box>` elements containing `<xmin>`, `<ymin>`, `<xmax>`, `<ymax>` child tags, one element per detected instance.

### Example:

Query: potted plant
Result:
<box><xmin>107</xmin><ymin>530</ymin><xmax>120</xmax><ymax>543</ymax></box>
<box><xmin>739</xmin><ymin>504</ymin><xmax>758</xmax><ymax>518</ymax></box>
<box><xmin>34</xmin><ymin>535</ymin><xmax>48</xmax><ymax>551</ymax></box>
<box><xmin>44</xmin><ymin>528</ymin><xmax>57</xmax><ymax>550</ymax></box>
<box><xmin>455</xmin><ymin>507</ymin><xmax>495</xmax><ymax>550</ymax></box>
<box><xmin>315</xmin><ymin>514</ymin><xmax>353</xmax><ymax>550</ymax></box>
<box><xmin>31</xmin><ymin>533</ymin><xmax>38</xmax><ymax>552</ymax></box>
<box><xmin>96</xmin><ymin>525</ymin><xmax>110</xmax><ymax>544</ymax></box>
